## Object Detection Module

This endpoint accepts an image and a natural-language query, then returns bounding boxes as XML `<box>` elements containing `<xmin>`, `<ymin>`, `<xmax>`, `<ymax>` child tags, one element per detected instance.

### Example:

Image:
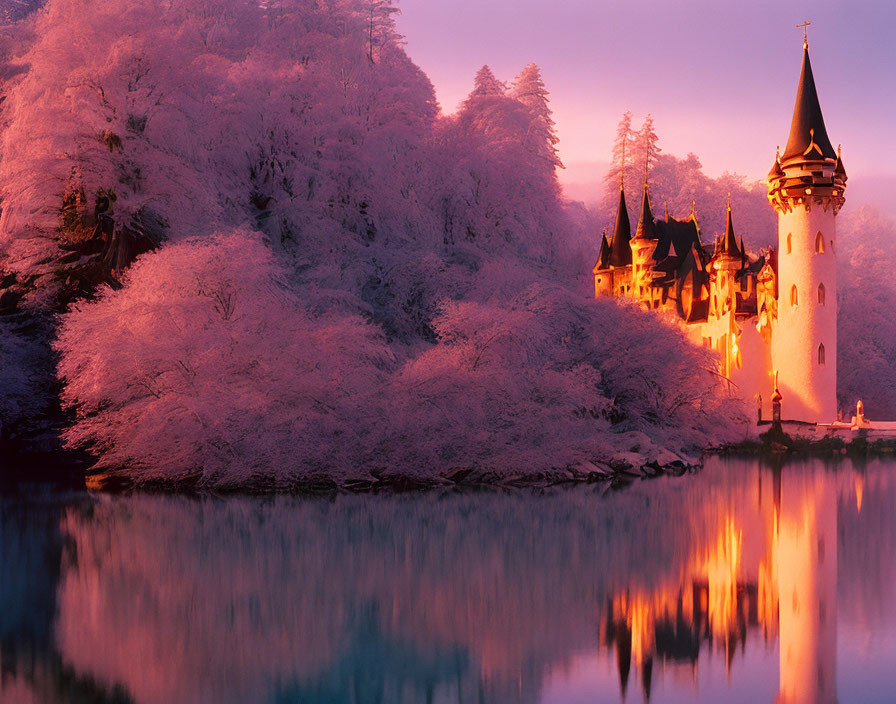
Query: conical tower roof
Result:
<box><xmin>597</xmin><ymin>232</ymin><xmax>611</xmax><ymax>269</ymax></box>
<box><xmin>634</xmin><ymin>182</ymin><xmax>657</xmax><ymax>240</ymax></box>
<box><xmin>835</xmin><ymin>144</ymin><xmax>848</xmax><ymax>181</ymax></box>
<box><xmin>767</xmin><ymin>147</ymin><xmax>784</xmax><ymax>180</ymax></box>
<box><xmin>720</xmin><ymin>199</ymin><xmax>740</xmax><ymax>257</ymax></box>
<box><xmin>609</xmin><ymin>187</ymin><xmax>632</xmax><ymax>267</ymax></box>
<box><xmin>781</xmin><ymin>43</ymin><xmax>837</xmax><ymax>162</ymax></box>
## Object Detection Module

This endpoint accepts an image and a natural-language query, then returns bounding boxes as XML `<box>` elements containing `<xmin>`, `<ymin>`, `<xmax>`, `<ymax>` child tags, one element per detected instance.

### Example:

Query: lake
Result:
<box><xmin>1</xmin><ymin>455</ymin><xmax>894</xmax><ymax>703</ymax></box>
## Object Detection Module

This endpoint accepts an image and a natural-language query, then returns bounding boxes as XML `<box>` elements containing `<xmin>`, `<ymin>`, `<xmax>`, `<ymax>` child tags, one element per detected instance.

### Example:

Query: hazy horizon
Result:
<box><xmin>399</xmin><ymin>0</ymin><xmax>895</xmax><ymax>191</ymax></box>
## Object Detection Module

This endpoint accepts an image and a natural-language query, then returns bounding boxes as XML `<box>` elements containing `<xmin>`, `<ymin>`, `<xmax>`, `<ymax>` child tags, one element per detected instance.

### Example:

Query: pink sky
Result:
<box><xmin>398</xmin><ymin>0</ymin><xmax>894</xmax><ymax>188</ymax></box>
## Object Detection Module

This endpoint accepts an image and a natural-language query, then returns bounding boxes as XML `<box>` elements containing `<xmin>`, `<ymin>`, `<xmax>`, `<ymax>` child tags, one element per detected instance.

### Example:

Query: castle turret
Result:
<box><xmin>631</xmin><ymin>180</ymin><xmax>659</xmax><ymax>306</ymax></box>
<box><xmin>767</xmin><ymin>39</ymin><xmax>845</xmax><ymax>422</ymax></box>
<box><xmin>593</xmin><ymin>186</ymin><xmax>634</xmax><ymax>298</ymax></box>
<box><xmin>594</xmin><ymin>232</ymin><xmax>613</xmax><ymax>297</ymax></box>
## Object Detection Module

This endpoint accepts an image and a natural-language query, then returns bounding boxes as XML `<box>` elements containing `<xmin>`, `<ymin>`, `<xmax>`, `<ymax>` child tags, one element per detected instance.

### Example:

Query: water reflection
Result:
<box><xmin>1</xmin><ymin>457</ymin><xmax>894</xmax><ymax>703</ymax></box>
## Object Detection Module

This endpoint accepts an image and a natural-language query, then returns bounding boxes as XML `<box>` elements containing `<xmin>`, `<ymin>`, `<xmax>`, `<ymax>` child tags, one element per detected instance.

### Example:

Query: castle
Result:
<box><xmin>593</xmin><ymin>38</ymin><xmax>846</xmax><ymax>424</ymax></box>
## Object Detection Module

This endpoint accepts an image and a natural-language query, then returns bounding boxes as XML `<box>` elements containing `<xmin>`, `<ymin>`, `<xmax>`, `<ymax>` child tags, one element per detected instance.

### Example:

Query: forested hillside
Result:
<box><xmin>16</xmin><ymin>0</ymin><xmax>889</xmax><ymax>484</ymax></box>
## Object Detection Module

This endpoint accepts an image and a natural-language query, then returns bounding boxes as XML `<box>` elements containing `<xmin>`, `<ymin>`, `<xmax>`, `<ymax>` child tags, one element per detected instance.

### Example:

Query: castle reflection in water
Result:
<box><xmin>1</xmin><ymin>456</ymin><xmax>894</xmax><ymax>704</ymax></box>
<box><xmin>602</xmin><ymin>465</ymin><xmax>843</xmax><ymax>704</ymax></box>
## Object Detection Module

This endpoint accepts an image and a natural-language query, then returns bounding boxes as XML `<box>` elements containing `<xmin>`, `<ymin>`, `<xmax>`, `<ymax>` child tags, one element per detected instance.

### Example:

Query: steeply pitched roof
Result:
<box><xmin>634</xmin><ymin>183</ymin><xmax>657</xmax><ymax>240</ymax></box>
<box><xmin>835</xmin><ymin>145</ymin><xmax>848</xmax><ymax>180</ymax></box>
<box><xmin>768</xmin><ymin>153</ymin><xmax>784</xmax><ymax>181</ymax></box>
<box><xmin>597</xmin><ymin>233</ymin><xmax>611</xmax><ymax>269</ymax></box>
<box><xmin>651</xmin><ymin>216</ymin><xmax>701</xmax><ymax>264</ymax></box>
<box><xmin>609</xmin><ymin>187</ymin><xmax>632</xmax><ymax>267</ymax></box>
<box><xmin>720</xmin><ymin>205</ymin><xmax>740</xmax><ymax>257</ymax></box>
<box><xmin>781</xmin><ymin>44</ymin><xmax>837</xmax><ymax>162</ymax></box>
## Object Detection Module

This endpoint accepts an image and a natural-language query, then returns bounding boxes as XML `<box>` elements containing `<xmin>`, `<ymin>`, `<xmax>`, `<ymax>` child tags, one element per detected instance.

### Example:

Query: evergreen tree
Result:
<box><xmin>511</xmin><ymin>62</ymin><xmax>562</xmax><ymax>169</ymax></box>
<box><xmin>632</xmin><ymin>114</ymin><xmax>661</xmax><ymax>185</ymax></box>
<box><xmin>466</xmin><ymin>65</ymin><xmax>506</xmax><ymax>100</ymax></box>
<box><xmin>603</xmin><ymin>111</ymin><xmax>634</xmax><ymax>210</ymax></box>
<box><xmin>357</xmin><ymin>0</ymin><xmax>401</xmax><ymax>64</ymax></box>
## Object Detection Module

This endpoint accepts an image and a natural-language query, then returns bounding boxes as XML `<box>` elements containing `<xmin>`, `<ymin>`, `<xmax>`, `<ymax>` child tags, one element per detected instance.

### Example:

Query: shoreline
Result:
<box><xmin>5</xmin><ymin>432</ymin><xmax>896</xmax><ymax>496</ymax></box>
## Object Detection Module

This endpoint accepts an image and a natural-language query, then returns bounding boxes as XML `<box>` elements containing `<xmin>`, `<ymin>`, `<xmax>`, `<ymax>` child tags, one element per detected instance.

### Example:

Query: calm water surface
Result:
<box><xmin>1</xmin><ymin>456</ymin><xmax>895</xmax><ymax>704</ymax></box>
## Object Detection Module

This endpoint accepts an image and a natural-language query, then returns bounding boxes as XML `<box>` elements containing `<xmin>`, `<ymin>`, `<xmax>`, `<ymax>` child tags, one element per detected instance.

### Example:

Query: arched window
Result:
<box><xmin>791</xmin><ymin>284</ymin><xmax>798</xmax><ymax>307</ymax></box>
<box><xmin>818</xmin><ymin>283</ymin><xmax>825</xmax><ymax>305</ymax></box>
<box><xmin>816</xmin><ymin>231</ymin><xmax>825</xmax><ymax>253</ymax></box>
<box><xmin>818</xmin><ymin>343</ymin><xmax>826</xmax><ymax>366</ymax></box>
<box><xmin>787</xmin><ymin>232</ymin><xmax>792</xmax><ymax>254</ymax></box>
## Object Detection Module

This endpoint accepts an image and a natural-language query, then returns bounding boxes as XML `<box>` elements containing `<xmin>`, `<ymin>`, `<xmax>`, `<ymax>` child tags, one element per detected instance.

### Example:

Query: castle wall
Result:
<box><xmin>594</xmin><ymin>270</ymin><xmax>613</xmax><ymax>298</ymax></box>
<box><xmin>689</xmin><ymin>315</ymin><xmax>773</xmax><ymax>414</ymax></box>
<box><xmin>772</xmin><ymin>205</ymin><xmax>838</xmax><ymax>421</ymax></box>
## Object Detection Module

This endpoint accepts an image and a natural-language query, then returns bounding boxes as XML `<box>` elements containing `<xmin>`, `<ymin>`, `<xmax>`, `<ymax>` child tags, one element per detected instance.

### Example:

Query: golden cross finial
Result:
<box><xmin>727</xmin><ymin>192</ymin><xmax>731</xmax><ymax>211</ymax></box>
<box><xmin>797</xmin><ymin>20</ymin><xmax>811</xmax><ymax>48</ymax></box>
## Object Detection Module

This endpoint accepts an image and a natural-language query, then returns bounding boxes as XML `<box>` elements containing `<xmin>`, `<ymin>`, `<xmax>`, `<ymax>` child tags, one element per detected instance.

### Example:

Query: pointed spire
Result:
<box><xmin>768</xmin><ymin>146</ymin><xmax>784</xmax><ymax>181</ymax></box>
<box><xmin>690</xmin><ymin>200</ymin><xmax>697</xmax><ymax>222</ymax></box>
<box><xmin>634</xmin><ymin>180</ymin><xmax>657</xmax><ymax>240</ymax></box>
<box><xmin>608</xmin><ymin>187</ymin><xmax>632</xmax><ymax>267</ymax></box>
<box><xmin>835</xmin><ymin>143</ymin><xmax>848</xmax><ymax>181</ymax></box>
<box><xmin>721</xmin><ymin>196</ymin><xmax>740</xmax><ymax>257</ymax></box>
<box><xmin>598</xmin><ymin>231</ymin><xmax>611</xmax><ymax>269</ymax></box>
<box><xmin>781</xmin><ymin>42</ymin><xmax>837</xmax><ymax>162</ymax></box>
<box><xmin>663</xmin><ymin>202</ymin><xmax>669</xmax><ymax>222</ymax></box>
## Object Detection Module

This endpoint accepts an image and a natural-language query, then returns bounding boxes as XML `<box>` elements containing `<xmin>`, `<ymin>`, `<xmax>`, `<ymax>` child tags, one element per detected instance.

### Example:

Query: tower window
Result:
<box><xmin>818</xmin><ymin>283</ymin><xmax>825</xmax><ymax>305</ymax></box>
<box><xmin>818</xmin><ymin>343</ymin><xmax>826</xmax><ymax>366</ymax></box>
<box><xmin>816</xmin><ymin>232</ymin><xmax>825</xmax><ymax>253</ymax></box>
<box><xmin>786</xmin><ymin>232</ymin><xmax>792</xmax><ymax>254</ymax></box>
<box><xmin>791</xmin><ymin>284</ymin><xmax>798</xmax><ymax>307</ymax></box>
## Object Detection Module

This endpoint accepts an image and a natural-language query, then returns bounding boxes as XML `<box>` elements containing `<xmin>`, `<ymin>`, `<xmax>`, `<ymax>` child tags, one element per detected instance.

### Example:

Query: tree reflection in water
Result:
<box><xmin>1</xmin><ymin>456</ymin><xmax>895</xmax><ymax>704</ymax></box>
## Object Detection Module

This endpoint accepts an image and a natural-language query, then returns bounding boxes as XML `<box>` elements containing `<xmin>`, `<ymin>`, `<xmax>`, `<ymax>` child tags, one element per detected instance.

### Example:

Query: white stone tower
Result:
<box><xmin>767</xmin><ymin>38</ymin><xmax>847</xmax><ymax>422</ymax></box>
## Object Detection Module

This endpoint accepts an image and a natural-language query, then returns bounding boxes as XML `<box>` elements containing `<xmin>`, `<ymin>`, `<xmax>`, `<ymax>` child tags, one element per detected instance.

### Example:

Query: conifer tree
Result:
<box><xmin>357</xmin><ymin>0</ymin><xmax>401</xmax><ymax>64</ymax></box>
<box><xmin>633</xmin><ymin>114</ymin><xmax>661</xmax><ymax>184</ymax></box>
<box><xmin>603</xmin><ymin>111</ymin><xmax>634</xmax><ymax>209</ymax></box>
<box><xmin>467</xmin><ymin>65</ymin><xmax>506</xmax><ymax>100</ymax></box>
<box><xmin>511</xmin><ymin>62</ymin><xmax>562</xmax><ymax>169</ymax></box>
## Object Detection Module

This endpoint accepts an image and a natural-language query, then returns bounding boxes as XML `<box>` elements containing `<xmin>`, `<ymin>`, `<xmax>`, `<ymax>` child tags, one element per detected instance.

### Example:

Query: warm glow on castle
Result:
<box><xmin>594</xmin><ymin>39</ymin><xmax>845</xmax><ymax>424</ymax></box>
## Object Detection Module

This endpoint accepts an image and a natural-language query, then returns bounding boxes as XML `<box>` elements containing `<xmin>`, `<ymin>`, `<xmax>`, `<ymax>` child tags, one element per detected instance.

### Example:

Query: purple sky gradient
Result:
<box><xmin>398</xmin><ymin>0</ymin><xmax>895</xmax><ymax>186</ymax></box>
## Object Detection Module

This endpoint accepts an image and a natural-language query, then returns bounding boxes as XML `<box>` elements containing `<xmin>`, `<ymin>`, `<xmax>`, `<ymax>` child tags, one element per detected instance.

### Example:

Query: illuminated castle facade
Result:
<box><xmin>593</xmin><ymin>41</ymin><xmax>846</xmax><ymax>423</ymax></box>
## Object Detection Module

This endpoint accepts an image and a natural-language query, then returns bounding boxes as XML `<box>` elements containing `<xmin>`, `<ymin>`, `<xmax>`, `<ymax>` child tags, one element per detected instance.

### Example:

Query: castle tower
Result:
<box><xmin>594</xmin><ymin>186</ymin><xmax>634</xmax><ymax>298</ymax></box>
<box><xmin>767</xmin><ymin>38</ymin><xmax>846</xmax><ymax>422</ymax></box>
<box><xmin>708</xmin><ymin>200</ymin><xmax>744</xmax><ymax>376</ymax></box>
<box><xmin>630</xmin><ymin>180</ymin><xmax>659</xmax><ymax>307</ymax></box>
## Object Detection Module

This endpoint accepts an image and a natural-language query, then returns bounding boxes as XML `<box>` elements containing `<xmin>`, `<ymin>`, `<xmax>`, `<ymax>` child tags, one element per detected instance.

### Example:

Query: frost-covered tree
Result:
<box><xmin>55</xmin><ymin>230</ymin><xmax>395</xmax><ymax>484</ymax></box>
<box><xmin>632</xmin><ymin>114</ymin><xmax>661</xmax><ymax>183</ymax></box>
<box><xmin>837</xmin><ymin>206</ymin><xmax>896</xmax><ymax>417</ymax></box>
<box><xmin>55</xmin><ymin>234</ymin><xmax>744</xmax><ymax>486</ymax></box>
<box><xmin>603</xmin><ymin>110</ymin><xmax>634</xmax><ymax>210</ymax></box>
<box><xmin>511</xmin><ymin>62</ymin><xmax>562</xmax><ymax>170</ymax></box>
<box><xmin>465</xmin><ymin>65</ymin><xmax>506</xmax><ymax>102</ymax></box>
<box><xmin>1</xmin><ymin>0</ymin><xmax>753</xmax><ymax>481</ymax></box>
